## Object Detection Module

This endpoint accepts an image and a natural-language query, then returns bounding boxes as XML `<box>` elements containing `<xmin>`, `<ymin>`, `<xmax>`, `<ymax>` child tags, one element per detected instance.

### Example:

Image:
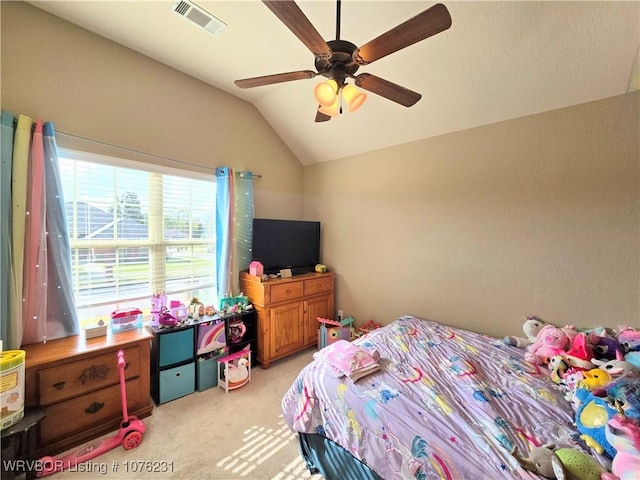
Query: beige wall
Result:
<box><xmin>304</xmin><ymin>92</ymin><xmax>640</xmax><ymax>338</ymax></box>
<box><xmin>1</xmin><ymin>1</ymin><xmax>303</xmax><ymax>220</ymax></box>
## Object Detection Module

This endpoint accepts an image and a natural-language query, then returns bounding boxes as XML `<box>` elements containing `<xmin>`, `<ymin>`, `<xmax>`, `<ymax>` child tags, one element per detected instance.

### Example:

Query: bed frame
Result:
<box><xmin>297</xmin><ymin>432</ymin><xmax>384</xmax><ymax>480</ymax></box>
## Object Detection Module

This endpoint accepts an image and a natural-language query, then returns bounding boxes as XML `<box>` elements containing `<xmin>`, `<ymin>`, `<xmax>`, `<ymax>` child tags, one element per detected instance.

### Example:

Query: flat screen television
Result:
<box><xmin>251</xmin><ymin>218</ymin><xmax>321</xmax><ymax>275</ymax></box>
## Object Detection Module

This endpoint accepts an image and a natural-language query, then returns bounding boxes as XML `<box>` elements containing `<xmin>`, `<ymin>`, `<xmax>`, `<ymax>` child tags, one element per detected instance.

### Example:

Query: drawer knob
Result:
<box><xmin>85</xmin><ymin>402</ymin><xmax>104</xmax><ymax>414</ymax></box>
<box><xmin>52</xmin><ymin>381</ymin><xmax>66</xmax><ymax>390</ymax></box>
<box><xmin>286</xmin><ymin>289</ymin><xmax>291</xmax><ymax>294</ymax></box>
<box><xmin>79</xmin><ymin>364</ymin><xmax>110</xmax><ymax>384</ymax></box>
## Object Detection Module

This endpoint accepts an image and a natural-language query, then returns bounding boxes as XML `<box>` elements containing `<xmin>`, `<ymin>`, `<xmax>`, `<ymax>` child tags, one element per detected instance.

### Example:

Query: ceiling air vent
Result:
<box><xmin>171</xmin><ymin>0</ymin><xmax>226</xmax><ymax>35</ymax></box>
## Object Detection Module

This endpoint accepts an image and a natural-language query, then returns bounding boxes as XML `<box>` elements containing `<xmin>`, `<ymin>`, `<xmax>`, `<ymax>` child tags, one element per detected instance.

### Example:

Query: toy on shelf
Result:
<box><xmin>317</xmin><ymin>316</ymin><xmax>354</xmax><ymax>349</ymax></box>
<box><xmin>217</xmin><ymin>348</ymin><xmax>251</xmax><ymax>393</ymax></box>
<box><xmin>150</xmin><ymin>292</ymin><xmax>167</xmax><ymax>327</ymax></box>
<box><xmin>228</xmin><ymin>318</ymin><xmax>247</xmax><ymax>344</ymax></box>
<box><xmin>219</xmin><ymin>293</ymin><xmax>234</xmax><ymax>311</ymax></box>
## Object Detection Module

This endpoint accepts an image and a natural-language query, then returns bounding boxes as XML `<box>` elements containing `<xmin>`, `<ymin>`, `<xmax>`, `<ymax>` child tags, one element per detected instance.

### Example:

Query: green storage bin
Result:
<box><xmin>196</xmin><ymin>353</ymin><xmax>225</xmax><ymax>391</ymax></box>
<box><xmin>158</xmin><ymin>328</ymin><xmax>194</xmax><ymax>367</ymax></box>
<box><xmin>159</xmin><ymin>361</ymin><xmax>195</xmax><ymax>404</ymax></box>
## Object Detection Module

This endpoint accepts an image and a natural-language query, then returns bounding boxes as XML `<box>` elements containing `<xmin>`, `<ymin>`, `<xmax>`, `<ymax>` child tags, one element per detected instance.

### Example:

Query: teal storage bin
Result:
<box><xmin>158</xmin><ymin>328</ymin><xmax>194</xmax><ymax>367</ymax></box>
<box><xmin>159</xmin><ymin>362</ymin><xmax>195</xmax><ymax>404</ymax></box>
<box><xmin>196</xmin><ymin>353</ymin><xmax>225</xmax><ymax>391</ymax></box>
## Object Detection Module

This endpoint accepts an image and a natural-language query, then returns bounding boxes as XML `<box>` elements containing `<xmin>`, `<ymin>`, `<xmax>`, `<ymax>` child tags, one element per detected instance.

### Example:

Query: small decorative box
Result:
<box><xmin>84</xmin><ymin>321</ymin><xmax>107</xmax><ymax>339</ymax></box>
<box><xmin>249</xmin><ymin>261</ymin><xmax>263</xmax><ymax>277</ymax></box>
<box><xmin>110</xmin><ymin>308</ymin><xmax>143</xmax><ymax>332</ymax></box>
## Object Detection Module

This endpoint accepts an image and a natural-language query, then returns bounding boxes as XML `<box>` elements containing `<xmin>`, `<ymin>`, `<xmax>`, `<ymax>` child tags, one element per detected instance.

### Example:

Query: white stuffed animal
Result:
<box><xmin>504</xmin><ymin>315</ymin><xmax>547</xmax><ymax>348</ymax></box>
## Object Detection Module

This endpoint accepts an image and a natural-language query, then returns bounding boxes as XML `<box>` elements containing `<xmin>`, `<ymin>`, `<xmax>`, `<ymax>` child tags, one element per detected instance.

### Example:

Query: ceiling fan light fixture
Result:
<box><xmin>314</xmin><ymin>79</ymin><xmax>339</xmax><ymax>107</ymax></box>
<box><xmin>342</xmin><ymin>83</ymin><xmax>367</xmax><ymax>112</ymax></box>
<box><xmin>318</xmin><ymin>96</ymin><xmax>341</xmax><ymax>117</ymax></box>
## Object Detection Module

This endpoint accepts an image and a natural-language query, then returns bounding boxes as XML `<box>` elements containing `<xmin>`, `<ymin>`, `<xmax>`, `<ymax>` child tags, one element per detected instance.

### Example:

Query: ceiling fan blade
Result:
<box><xmin>353</xmin><ymin>3</ymin><xmax>451</xmax><ymax>65</ymax></box>
<box><xmin>354</xmin><ymin>73</ymin><xmax>421</xmax><ymax>107</ymax></box>
<box><xmin>235</xmin><ymin>70</ymin><xmax>317</xmax><ymax>88</ymax></box>
<box><xmin>315</xmin><ymin>108</ymin><xmax>332</xmax><ymax>123</ymax></box>
<box><xmin>263</xmin><ymin>1</ymin><xmax>333</xmax><ymax>58</ymax></box>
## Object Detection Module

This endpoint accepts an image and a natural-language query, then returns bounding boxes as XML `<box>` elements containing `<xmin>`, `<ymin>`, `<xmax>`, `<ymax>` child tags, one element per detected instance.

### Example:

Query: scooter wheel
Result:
<box><xmin>123</xmin><ymin>430</ymin><xmax>143</xmax><ymax>450</ymax></box>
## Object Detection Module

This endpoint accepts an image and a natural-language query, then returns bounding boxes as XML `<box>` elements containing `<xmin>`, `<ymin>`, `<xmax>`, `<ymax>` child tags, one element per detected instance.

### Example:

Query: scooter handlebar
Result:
<box><xmin>117</xmin><ymin>349</ymin><xmax>126</xmax><ymax>368</ymax></box>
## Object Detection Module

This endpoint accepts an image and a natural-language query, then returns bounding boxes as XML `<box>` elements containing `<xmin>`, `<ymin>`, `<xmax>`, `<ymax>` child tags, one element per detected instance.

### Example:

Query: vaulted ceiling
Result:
<box><xmin>29</xmin><ymin>1</ymin><xmax>640</xmax><ymax>165</ymax></box>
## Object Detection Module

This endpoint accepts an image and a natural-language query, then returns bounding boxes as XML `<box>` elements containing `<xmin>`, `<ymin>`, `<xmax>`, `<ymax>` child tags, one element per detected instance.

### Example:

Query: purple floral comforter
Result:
<box><xmin>281</xmin><ymin>315</ymin><xmax>581</xmax><ymax>480</ymax></box>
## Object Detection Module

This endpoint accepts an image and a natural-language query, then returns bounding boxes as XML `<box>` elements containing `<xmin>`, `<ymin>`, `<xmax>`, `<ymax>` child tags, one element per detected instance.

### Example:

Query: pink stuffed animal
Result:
<box><xmin>604</xmin><ymin>414</ymin><xmax>640</xmax><ymax>480</ymax></box>
<box><xmin>525</xmin><ymin>324</ymin><xmax>572</xmax><ymax>365</ymax></box>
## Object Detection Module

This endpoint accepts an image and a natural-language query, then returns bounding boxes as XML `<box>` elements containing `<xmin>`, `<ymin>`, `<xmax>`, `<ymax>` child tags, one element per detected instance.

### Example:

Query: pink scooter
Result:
<box><xmin>37</xmin><ymin>349</ymin><xmax>146</xmax><ymax>477</ymax></box>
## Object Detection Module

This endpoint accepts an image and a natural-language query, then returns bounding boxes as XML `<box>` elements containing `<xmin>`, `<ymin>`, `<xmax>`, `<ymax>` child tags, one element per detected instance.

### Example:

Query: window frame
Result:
<box><xmin>58</xmin><ymin>148</ymin><xmax>217</xmax><ymax>323</ymax></box>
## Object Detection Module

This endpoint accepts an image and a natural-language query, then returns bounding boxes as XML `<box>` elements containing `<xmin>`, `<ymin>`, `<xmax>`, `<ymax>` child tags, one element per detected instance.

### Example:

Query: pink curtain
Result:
<box><xmin>21</xmin><ymin>120</ymin><xmax>48</xmax><ymax>343</ymax></box>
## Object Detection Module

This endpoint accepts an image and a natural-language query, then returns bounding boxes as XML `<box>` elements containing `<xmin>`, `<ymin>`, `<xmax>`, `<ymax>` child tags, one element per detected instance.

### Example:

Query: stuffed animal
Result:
<box><xmin>504</xmin><ymin>315</ymin><xmax>547</xmax><ymax>348</ymax></box>
<box><xmin>604</xmin><ymin>414</ymin><xmax>640</xmax><ymax>480</ymax></box>
<box><xmin>549</xmin><ymin>355</ymin><xmax>570</xmax><ymax>384</ymax></box>
<box><xmin>579</xmin><ymin>368</ymin><xmax>612</xmax><ymax>391</ymax></box>
<box><xmin>573</xmin><ymin>387</ymin><xmax>618</xmax><ymax>458</ymax></box>
<box><xmin>511</xmin><ymin>444</ymin><xmax>607</xmax><ymax>480</ymax></box>
<box><xmin>564</xmin><ymin>333</ymin><xmax>596</xmax><ymax>370</ymax></box>
<box><xmin>591</xmin><ymin>335</ymin><xmax>625</xmax><ymax>362</ymax></box>
<box><xmin>605</xmin><ymin>378</ymin><xmax>640</xmax><ymax>421</ymax></box>
<box><xmin>525</xmin><ymin>325</ymin><xmax>572</xmax><ymax>365</ymax></box>
<box><xmin>564</xmin><ymin>368</ymin><xmax>586</xmax><ymax>402</ymax></box>
<box><xmin>591</xmin><ymin>353</ymin><xmax>639</xmax><ymax>380</ymax></box>
<box><xmin>617</xmin><ymin>327</ymin><xmax>640</xmax><ymax>353</ymax></box>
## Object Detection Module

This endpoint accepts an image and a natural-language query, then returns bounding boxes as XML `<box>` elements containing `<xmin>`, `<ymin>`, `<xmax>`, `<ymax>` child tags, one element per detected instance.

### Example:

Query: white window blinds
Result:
<box><xmin>59</xmin><ymin>149</ymin><xmax>216</xmax><ymax>324</ymax></box>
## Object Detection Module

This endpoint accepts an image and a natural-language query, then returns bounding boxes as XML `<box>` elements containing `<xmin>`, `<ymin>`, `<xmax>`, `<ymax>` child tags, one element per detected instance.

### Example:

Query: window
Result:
<box><xmin>59</xmin><ymin>149</ymin><xmax>217</xmax><ymax>325</ymax></box>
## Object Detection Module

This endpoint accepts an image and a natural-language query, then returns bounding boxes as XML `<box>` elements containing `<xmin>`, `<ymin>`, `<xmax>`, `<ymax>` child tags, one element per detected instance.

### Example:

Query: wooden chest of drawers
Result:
<box><xmin>22</xmin><ymin>328</ymin><xmax>153</xmax><ymax>456</ymax></box>
<box><xmin>240</xmin><ymin>271</ymin><xmax>334</xmax><ymax>368</ymax></box>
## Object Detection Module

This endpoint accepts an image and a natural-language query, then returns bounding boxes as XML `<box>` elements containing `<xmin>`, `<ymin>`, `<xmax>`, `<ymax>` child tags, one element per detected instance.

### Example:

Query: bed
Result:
<box><xmin>281</xmin><ymin>315</ymin><xmax>584</xmax><ymax>480</ymax></box>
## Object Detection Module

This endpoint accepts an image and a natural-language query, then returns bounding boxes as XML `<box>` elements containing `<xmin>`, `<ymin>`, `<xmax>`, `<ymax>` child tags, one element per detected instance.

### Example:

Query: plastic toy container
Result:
<box><xmin>111</xmin><ymin>308</ymin><xmax>143</xmax><ymax>332</ymax></box>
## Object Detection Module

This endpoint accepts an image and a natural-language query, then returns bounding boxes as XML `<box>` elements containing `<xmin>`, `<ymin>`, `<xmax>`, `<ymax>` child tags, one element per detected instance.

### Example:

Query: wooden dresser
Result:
<box><xmin>240</xmin><ymin>271</ymin><xmax>334</xmax><ymax>368</ymax></box>
<box><xmin>22</xmin><ymin>328</ymin><xmax>153</xmax><ymax>457</ymax></box>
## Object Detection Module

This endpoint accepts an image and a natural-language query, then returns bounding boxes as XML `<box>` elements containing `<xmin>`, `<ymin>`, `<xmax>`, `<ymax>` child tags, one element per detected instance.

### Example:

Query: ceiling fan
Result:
<box><xmin>234</xmin><ymin>1</ymin><xmax>452</xmax><ymax>122</ymax></box>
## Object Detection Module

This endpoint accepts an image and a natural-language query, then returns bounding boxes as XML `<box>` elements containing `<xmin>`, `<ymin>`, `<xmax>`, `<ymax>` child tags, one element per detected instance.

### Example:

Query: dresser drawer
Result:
<box><xmin>269</xmin><ymin>282</ymin><xmax>304</xmax><ymax>303</ymax></box>
<box><xmin>304</xmin><ymin>276</ymin><xmax>333</xmax><ymax>296</ymax></box>
<box><xmin>40</xmin><ymin>377</ymin><xmax>143</xmax><ymax>445</ymax></box>
<box><xmin>38</xmin><ymin>346</ymin><xmax>140</xmax><ymax>406</ymax></box>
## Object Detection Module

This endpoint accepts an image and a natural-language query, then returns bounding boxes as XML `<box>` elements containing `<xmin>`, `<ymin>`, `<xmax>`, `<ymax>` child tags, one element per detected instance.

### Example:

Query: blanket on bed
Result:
<box><xmin>282</xmin><ymin>315</ymin><xmax>583</xmax><ymax>480</ymax></box>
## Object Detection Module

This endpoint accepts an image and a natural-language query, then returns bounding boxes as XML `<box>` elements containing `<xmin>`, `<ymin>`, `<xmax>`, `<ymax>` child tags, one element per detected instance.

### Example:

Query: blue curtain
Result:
<box><xmin>43</xmin><ymin>122</ymin><xmax>79</xmax><ymax>340</ymax></box>
<box><xmin>216</xmin><ymin>167</ymin><xmax>254</xmax><ymax>300</ymax></box>
<box><xmin>1</xmin><ymin>111</ymin><xmax>16</xmax><ymax>346</ymax></box>
<box><xmin>0</xmin><ymin>110</ymin><xmax>78</xmax><ymax>348</ymax></box>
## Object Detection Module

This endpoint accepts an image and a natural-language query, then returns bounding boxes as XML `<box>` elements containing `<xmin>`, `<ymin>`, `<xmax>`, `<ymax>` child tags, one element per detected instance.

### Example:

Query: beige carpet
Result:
<box><xmin>50</xmin><ymin>349</ymin><xmax>323</xmax><ymax>480</ymax></box>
